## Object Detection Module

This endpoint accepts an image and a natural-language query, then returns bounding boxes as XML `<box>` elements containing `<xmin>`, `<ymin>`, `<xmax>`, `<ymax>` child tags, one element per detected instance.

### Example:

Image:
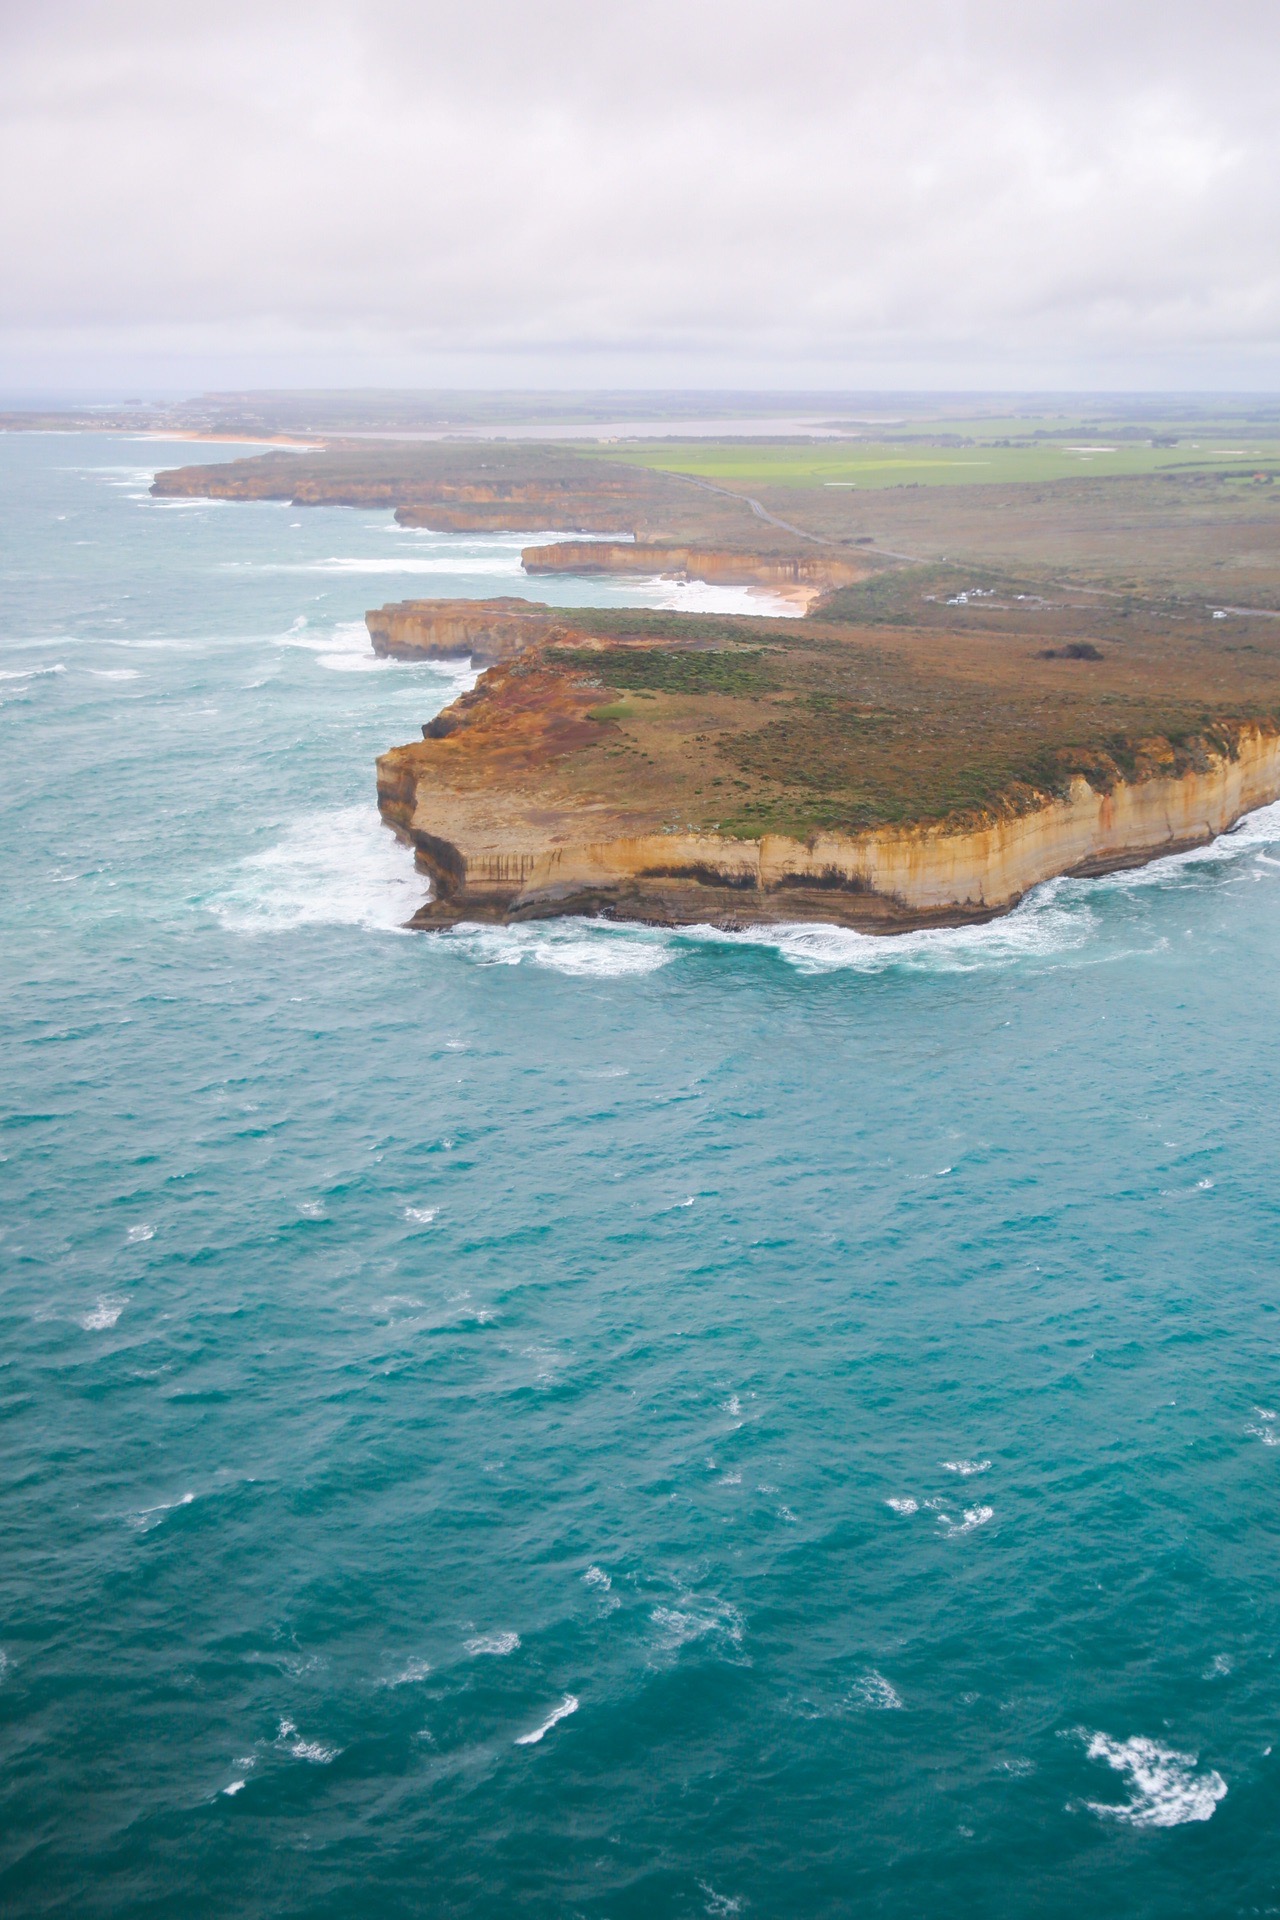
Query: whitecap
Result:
<box><xmin>403</xmin><ymin>1205</ymin><xmax>438</xmax><ymax>1225</ymax></box>
<box><xmin>886</xmin><ymin>1496</ymin><xmax>918</xmax><ymax>1515</ymax></box>
<box><xmin>0</xmin><ymin>663</ymin><xmax>66</xmax><ymax>682</ymax></box>
<box><xmin>514</xmin><ymin>1694</ymin><xmax>579</xmax><ymax>1746</ymax></box>
<box><xmin>582</xmin><ymin>1566</ymin><xmax>612</xmax><ymax>1591</ymax></box>
<box><xmin>445</xmin><ymin>920</ymin><xmax>672</xmax><ymax>977</ymax></box>
<box><xmin>649</xmin><ymin>1597</ymin><xmax>744</xmax><ymax>1655</ymax></box>
<box><xmin>286</xmin><ymin>1735</ymin><xmax>339</xmax><ymax>1764</ymax></box>
<box><xmin>223</xmin><ymin>1779</ymin><xmax>245</xmax><ymax>1796</ymax></box>
<box><xmin>1079</xmin><ymin>1731</ymin><xmax>1226</xmax><ymax>1827</ymax></box>
<box><xmin>942</xmin><ymin>1459</ymin><xmax>991</xmax><ymax>1476</ymax></box>
<box><xmin>683</xmin><ymin>882</ymin><xmax>1092</xmax><ymax>977</ymax></box>
<box><xmin>81</xmin><ymin>1296</ymin><xmax>125</xmax><ymax>1330</ymax></box>
<box><xmin>88</xmin><ymin>668</ymin><xmax>140</xmax><ymax>681</ymax></box>
<box><xmin>380</xmin><ymin>1659</ymin><xmax>432</xmax><ymax>1687</ymax></box>
<box><xmin>207</xmin><ymin>805</ymin><xmax>427</xmax><ymax>934</ymax></box>
<box><xmin>128</xmin><ymin>1491</ymin><xmax>195</xmax><ymax>1531</ymax></box>
<box><xmin>937</xmin><ymin>1505</ymin><xmax>994</xmax><ymax>1535</ymax></box>
<box><xmin>849</xmin><ymin>1670</ymin><xmax>903</xmax><ymax>1710</ymax></box>
<box><xmin>465</xmin><ymin>1631</ymin><xmax>520</xmax><ymax>1657</ymax></box>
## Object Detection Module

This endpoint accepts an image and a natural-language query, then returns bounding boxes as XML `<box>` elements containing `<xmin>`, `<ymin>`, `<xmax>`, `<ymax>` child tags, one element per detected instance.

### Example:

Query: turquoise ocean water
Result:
<box><xmin>3</xmin><ymin>432</ymin><xmax>1280</xmax><ymax>1917</ymax></box>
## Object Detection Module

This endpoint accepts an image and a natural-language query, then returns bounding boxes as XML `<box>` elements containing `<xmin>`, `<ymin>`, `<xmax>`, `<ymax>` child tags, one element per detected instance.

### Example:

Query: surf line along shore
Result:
<box><xmin>369</xmin><ymin>604</ymin><xmax>1280</xmax><ymax>931</ymax></box>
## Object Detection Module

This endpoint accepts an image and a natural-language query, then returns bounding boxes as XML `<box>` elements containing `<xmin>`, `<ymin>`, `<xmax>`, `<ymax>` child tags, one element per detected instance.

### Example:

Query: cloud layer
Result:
<box><xmin>2</xmin><ymin>0</ymin><xmax>1277</xmax><ymax>389</ymax></box>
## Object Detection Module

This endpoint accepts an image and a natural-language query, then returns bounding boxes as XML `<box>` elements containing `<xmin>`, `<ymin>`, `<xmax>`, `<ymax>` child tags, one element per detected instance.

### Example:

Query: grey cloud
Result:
<box><xmin>1</xmin><ymin>0</ymin><xmax>1277</xmax><ymax>388</ymax></box>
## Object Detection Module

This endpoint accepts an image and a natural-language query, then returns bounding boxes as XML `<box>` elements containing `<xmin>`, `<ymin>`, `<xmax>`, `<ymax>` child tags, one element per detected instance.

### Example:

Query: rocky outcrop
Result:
<box><xmin>394</xmin><ymin>480</ymin><xmax>643</xmax><ymax>534</ymax></box>
<box><xmin>521</xmin><ymin>540</ymin><xmax>872</xmax><ymax>595</ymax></box>
<box><xmin>378</xmin><ymin>715</ymin><xmax>1280</xmax><ymax>931</ymax></box>
<box><xmin>367</xmin><ymin>598</ymin><xmax>570</xmax><ymax>666</ymax></box>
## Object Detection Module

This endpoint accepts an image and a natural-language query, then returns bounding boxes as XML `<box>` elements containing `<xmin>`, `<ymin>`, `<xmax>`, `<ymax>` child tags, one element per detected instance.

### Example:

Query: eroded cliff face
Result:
<box><xmin>521</xmin><ymin>540</ymin><xmax>871</xmax><ymax>595</ymax></box>
<box><xmin>378</xmin><ymin>707</ymin><xmax>1280</xmax><ymax>932</ymax></box>
<box><xmin>367</xmin><ymin>599</ymin><xmax>571</xmax><ymax>666</ymax></box>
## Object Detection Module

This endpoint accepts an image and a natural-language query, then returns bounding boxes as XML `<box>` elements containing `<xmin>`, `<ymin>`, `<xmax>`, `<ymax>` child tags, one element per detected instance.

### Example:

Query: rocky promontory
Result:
<box><xmin>375</xmin><ymin>598</ymin><xmax>1280</xmax><ymax>931</ymax></box>
<box><xmin>521</xmin><ymin>540</ymin><xmax>871</xmax><ymax>598</ymax></box>
<box><xmin>368</xmin><ymin>598</ymin><xmax>572</xmax><ymax>666</ymax></box>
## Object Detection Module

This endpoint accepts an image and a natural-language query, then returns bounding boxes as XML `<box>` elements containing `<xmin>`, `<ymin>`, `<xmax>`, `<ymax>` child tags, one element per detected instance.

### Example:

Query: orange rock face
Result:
<box><xmin>367</xmin><ymin>598</ymin><xmax>571</xmax><ymax>667</ymax></box>
<box><xmin>520</xmin><ymin>540</ymin><xmax>872</xmax><ymax>595</ymax></box>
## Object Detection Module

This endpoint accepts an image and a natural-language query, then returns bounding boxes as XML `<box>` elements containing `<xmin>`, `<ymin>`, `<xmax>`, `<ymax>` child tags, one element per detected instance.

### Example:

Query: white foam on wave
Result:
<box><xmin>88</xmin><ymin>668</ymin><xmax>141</xmax><ymax>681</ymax></box>
<box><xmin>687</xmin><ymin>883</ymin><xmax>1093</xmax><ymax>976</ymax></box>
<box><xmin>403</xmin><ymin>1205</ymin><xmax>439</xmax><ymax>1225</ymax></box>
<box><xmin>443</xmin><ymin>920</ymin><xmax>672</xmax><ymax>978</ymax></box>
<box><xmin>1088</xmin><ymin>795</ymin><xmax>1280</xmax><ymax>890</ymax></box>
<box><xmin>886</xmin><ymin>1496</ymin><xmax>919</xmax><ymax>1514</ymax></box>
<box><xmin>208</xmin><ymin>805</ymin><xmax>427</xmax><ymax>934</ymax></box>
<box><xmin>236</xmin><ymin>555</ymin><xmax>530</xmax><ymax>578</ymax></box>
<box><xmin>276</xmin><ymin>1717</ymin><xmax>340</xmax><ymax>1764</ymax></box>
<box><xmin>0</xmin><ymin>662</ymin><xmax>66</xmax><ymax>683</ymax></box>
<box><xmin>649</xmin><ymin>1596</ymin><xmax>745</xmax><ymax>1656</ymax></box>
<box><xmin>1079</xmin><ymin>1731</ymin><xmax>1226</xmax><ymax>1827</ymax></box>
<box><xmin>514</xmin><ymin>1694</ymin><xmax>579</xmax><ymax>1746</ymax></box>
<box><xmin>81</xmin><ymin>1296</ymin><xmax>125</xmax><ymax>1330</ymax></box>
<box><xmin>937</xmin><ymin>1505</ymin><xmax>994</xmax><ymax>1536</ymax></box>
<box><xmin>127</xmin><ymin>1491</ymin><xmax>195</xmax><ymax>1532</ymax></box>
<box><xmin>942</xmin><ymin>1459</ymin><xmax>991</xmax><ymax>1476</ymax></box>
<box><xmin>850</xmin><ymin>1670</ymin><xmax>904</xmax><ymax>1710</ymax></box>
<box><xmin>379</xmin><ymin>1658</ymin><xmax>432</xmax><ymax>1687</ymax></box>
<box><xmin>273</xmin><ymin>616</ymin><xmax>481</xmax><ymax>685</ymax></box>
<box><xmin>619</xmin><ymin>575</ymin><xmax>800</xmax><ymax>619</ymax></box>
<box><xmin>466</xmin><ymin>1631</ymin><xmax>520</xmax><ymax>1657</ymax></box>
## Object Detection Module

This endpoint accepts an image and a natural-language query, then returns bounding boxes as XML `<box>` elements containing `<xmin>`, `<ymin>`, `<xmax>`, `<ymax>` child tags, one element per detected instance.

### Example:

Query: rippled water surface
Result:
<box><xmin>3</xmin><ymin>433</ymin><xmax>1280</xmax><ymax>1917</ymax></box>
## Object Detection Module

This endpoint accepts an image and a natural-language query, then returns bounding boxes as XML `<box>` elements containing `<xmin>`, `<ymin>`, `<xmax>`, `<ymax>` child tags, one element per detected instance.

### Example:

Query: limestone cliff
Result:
<box><xmin>378</xmin><ymin>698</ymin><xmax>1280</xmax><ymax>931</ymax></box>
<box><xmin>367</xmin><ymin>598</ymin><xmax>570</xmax><ymax>667</ymax></box>
<box><xmin>521</xmin><ymin>540</ymin><xmax>871</xmax><ymax>595</ymax></box>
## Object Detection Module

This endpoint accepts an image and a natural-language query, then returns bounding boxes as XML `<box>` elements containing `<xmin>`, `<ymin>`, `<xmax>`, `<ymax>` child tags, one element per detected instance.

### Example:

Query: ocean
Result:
<box><xmin>2</xmin><ymin>431</ymin><xmax>1278</xmax><ymax>1918</ymax></box>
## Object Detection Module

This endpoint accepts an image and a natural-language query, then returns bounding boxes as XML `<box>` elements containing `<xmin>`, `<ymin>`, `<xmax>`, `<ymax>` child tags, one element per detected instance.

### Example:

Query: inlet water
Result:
<box><xmin>2</xmin><ymin>433</ymin><xmax>1279</xmax><ymax>1917</ymax></box>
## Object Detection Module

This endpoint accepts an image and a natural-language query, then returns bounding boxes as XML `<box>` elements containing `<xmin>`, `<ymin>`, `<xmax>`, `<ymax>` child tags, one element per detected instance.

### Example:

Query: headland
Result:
<box><xmin>151</xmin><ymin>424</ymin><xmax>1280</xmax><ymax>932</ymax></box>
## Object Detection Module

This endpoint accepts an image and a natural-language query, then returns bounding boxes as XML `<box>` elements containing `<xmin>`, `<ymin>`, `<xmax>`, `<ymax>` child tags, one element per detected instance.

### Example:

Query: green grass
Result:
<box><xmin>548</xmin><ymin>646</ymin><xmax>778</xmax><ymax>696</ymax></box>
<box><xmin>579</xmin><ymin>439</ymin><xmax>1280</xmax><ymax>492</ymax></box>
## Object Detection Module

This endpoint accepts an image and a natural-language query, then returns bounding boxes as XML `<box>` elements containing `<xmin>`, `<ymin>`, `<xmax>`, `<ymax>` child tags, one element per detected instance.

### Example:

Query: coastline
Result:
<box><xmin>379</xmin><ymin>718</ymin><xmax>1280</xmax><ymax>933</ymax></box>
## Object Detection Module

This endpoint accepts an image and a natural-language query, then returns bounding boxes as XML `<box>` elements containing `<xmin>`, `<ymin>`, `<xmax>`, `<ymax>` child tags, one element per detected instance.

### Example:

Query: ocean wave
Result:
<box><xmin>937</xmin><ymin>1505</ymin><xmax>994</xmax><ymax>1536</ymax></box>
<box><xmin>649</xmin><ymin>1596</ymin><xmax>745</xmax><ymax>1656</ymax></box>
<box><xmin>231</xmin><ymin>556</ymin><xmax>529</xmax><ymax>577</ymax></box>
<box><xmin>81</xmin><ymin>1296</ymin><xmax>126</xmax><ymax>1330</ymax></box>
<box><xmin>942</xmin><ymin>1459</ymin><xmax>991</xmax><ymax>1476</ymax></box>
<box><xmin>272</xmin><ymin>617</ymin><xmax>481</xmax><ymax>682</ymax></box>
<box><xmin>885</xmin><ymin>1496</ymin><xmax>919</xmax><ymax>1514</ymax></box>
<box><xmin>514</xmin><ymin>1694</ymin><xmax>578</xmax><ymax>1746</ymax></box>
<box><xmin>1078</xmin><ymin>1731</ymin><xmax>1226</xmax><ymax>1827</ymax></box>
<box><xmin>465</xmin><ymin>1631</ymin><xmax>520</xmax><ymax>1657</ymax></box>
<box><xmin>444</xmin><ymin>921</ymin><xmax>673</xmax><ymax>977</ymax></box>
<box><xmin>379</xmin><ymin>1658</ymin><xmax>432</xmax><ymax>1687</ymax></box>
<box><xmin>127</xmin><ymin>1491</ymin><xmax>195</xmax><ymax>1532</ymax></box>
<box><xmin>277</xmin><ymin>1718</ymin><xmax>340</xmax><ymax>1764</ymax></box>
<box><xmin>207</xmin><ymin>805</ymin><xmax>427</xmax><ymax>934</ymax></box>
<box><xmin>849</xmin><ymin>1670</ymin><xmax>904</xmax><ymax>1710</ymax></box>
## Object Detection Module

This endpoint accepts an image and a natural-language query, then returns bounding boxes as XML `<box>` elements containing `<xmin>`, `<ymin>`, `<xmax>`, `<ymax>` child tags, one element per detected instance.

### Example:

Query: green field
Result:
<box><xmin>581</xmin><ymin>438</ymin><xmax>1280</xmax><ymax>491</ymax></box>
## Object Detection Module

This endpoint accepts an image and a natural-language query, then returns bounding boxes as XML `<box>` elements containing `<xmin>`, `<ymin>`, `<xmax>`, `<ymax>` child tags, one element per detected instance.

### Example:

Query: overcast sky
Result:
<box><xmin>2</xmin><ymin>0</ymin><xmax>1277</xmax><ymax>393</ymax></box>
